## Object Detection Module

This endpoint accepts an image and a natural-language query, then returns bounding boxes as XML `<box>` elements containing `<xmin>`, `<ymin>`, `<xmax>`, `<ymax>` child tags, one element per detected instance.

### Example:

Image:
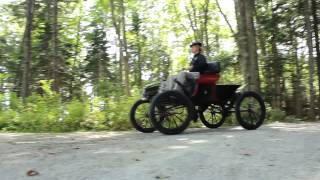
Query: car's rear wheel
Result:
<box><xmin>199</xmin><ymin>104</ymin><xmax>226</xmax><ymax>128</ymax></box>
<box><xmin>235</xmin><ymin>91</ymin><xmax>266</xmax><ymax>130</ymax></box>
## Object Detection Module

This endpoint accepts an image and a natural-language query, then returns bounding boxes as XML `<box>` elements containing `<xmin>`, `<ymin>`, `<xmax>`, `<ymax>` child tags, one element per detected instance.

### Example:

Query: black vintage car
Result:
<box><xmin>130</xmin><ymin>62</ymin><xmax>266</xmax><ymax>135</ymax></box>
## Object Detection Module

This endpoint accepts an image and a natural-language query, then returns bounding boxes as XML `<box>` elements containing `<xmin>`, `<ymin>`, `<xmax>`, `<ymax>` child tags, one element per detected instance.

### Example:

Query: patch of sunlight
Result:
<box><xmin>86</xmin><ymin>133</ymin><xmax>123</xmax><ymax>139</ymax></box>
<box><xmin>231</xmin><ymin>126</ymin><xmax>244</xmax><ymax>130</ymax></box>
<box><xmin>271</xmin><ymin>126</ymin><xmax>307</xmax><ymax>131</ymax></box>
<box><xmin>0</xmin><ymin>133</ymin><xmax>22</xmax><ymax>137</ymax></box>
<box><xmin>54</xmin><ymin>135</ymin><xmax>70</xmax><ymax>138</ymax></box>
<box><xmin>11</xmin><ymin>152</ymin><xmax>33</xmax><ymax>157</ymax></box>
<box><xmin>94</xmin><ymin>149</ymin><xmax>133</xmax><ymax>154</ymax></box>
<box><xmin>15</xmin><ymin>141</ymin><xmax>39</xmax><ymax>144</ymax></box>
<box><xmin>268</xmin><ymin>122</ymin><xmax>320</xmax><ymax>133</ymax></box>
<box><xmin>176</xmin><ymin>138</ymin><xmax>189</xmax><ymax>141</ymax></box>
<box><xmin>222</xmin><ymin>135</ymin><xmax>234</xmax><ymax>138</ymax></box>
<box><xmin>72</xmin><ymin>132</ymin><xmax>125</xmax><ymax>139</ymax></box>
<box><xmin>186</xmin><ymin>139</ymin><xmax>208</xmax><ymax>144</ymax></box>
<box><xmin>168</xmin><ymin>145</ymin><xmax>189</xmax><ymax>150</ymax></box>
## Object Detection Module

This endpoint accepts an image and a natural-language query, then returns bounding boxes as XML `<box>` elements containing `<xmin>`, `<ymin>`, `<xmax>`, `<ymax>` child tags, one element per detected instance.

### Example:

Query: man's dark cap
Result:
<box><xmin>190</xmin><ymin>41</ymin><xmax>202</xmax><ymax>47</ymax></box>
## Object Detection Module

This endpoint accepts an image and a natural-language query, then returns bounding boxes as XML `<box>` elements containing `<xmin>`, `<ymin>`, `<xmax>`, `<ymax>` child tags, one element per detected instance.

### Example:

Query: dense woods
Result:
<box><xmin>0</xmin><ymin>0</ymin><xmax>319</xmax><ymax>132</ymax></box>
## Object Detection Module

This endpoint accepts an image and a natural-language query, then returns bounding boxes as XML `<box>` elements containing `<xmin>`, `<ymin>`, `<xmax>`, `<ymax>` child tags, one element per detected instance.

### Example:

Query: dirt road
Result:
<box><xmin>1</xmin><ymin>122</ymin><xmax>320</xmax><ymax>180</ymax></box>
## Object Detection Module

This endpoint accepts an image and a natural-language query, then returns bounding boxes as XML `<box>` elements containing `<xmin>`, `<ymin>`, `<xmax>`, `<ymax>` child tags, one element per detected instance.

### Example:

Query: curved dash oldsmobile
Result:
<box><xmin>130</xmin><ymin>61</ymin><xmax>266</xmax><ymax>135</ymax></box>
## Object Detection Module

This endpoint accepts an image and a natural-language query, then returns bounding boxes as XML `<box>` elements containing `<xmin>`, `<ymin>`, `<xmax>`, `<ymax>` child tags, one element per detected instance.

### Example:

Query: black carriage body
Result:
<box><xmin>192</xmin><ymin>84</ymin><xmax>240</xmax><ymax>106</ymax></box>
<box><xmin>142</xmin><ymin>84</ymin><xmax>160</xmax><ymax>100</ymax></box>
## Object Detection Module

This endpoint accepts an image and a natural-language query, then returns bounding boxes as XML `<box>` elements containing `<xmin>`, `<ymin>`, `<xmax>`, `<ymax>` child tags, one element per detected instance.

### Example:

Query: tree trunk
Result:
<box><xmin>267</xmin><ymin>3</ymin><xmax>282</xmax><ymax>109</ymax></box>
<box><xmin>234</xmin><ymin>0</ymin><xmax>261</xmax><ymax>92</ymax></box>
<box><xmin>51</xmin><ymin>0</ymin><xmax>59</xmax><ymax>92</ymax></box>
<box><xmin>311</xmin><ymin>0</ymin><xmax>320</xmax><ymax>107</ymax></box>
<box><xmin>119</xmin><ymin>0</ymin><xmax>131</xmax><ymax>96</ymax></box>
<box><xmin>110</xmin><ymin>0</ymin><xmax>124</xmax><ymax>92</ymax></box>
<box><xmin>203</xmin><ymin>0</ymin><xmax>210</xmax><ymax>56</ymax></box>
<box><xmin>305</xmin><ymin>0</ymin><xmax>316</xmax><ymax>118</ymax></box>
<box><xmin>246</xmin><ymin>0</ymin><xmax>260</xmax><ymax>92</ymax></box>
<box><xmin>271</xmin><ymin>34</ymin><xmax>281</xmax><ymax>109</ymax></box>
<box><xmin>20</xmin><ymin>0</ymin><xmax>35</xmax><ymax>100</ymax></box>
<box><xmin>70</xmin><ymin>1</ymin><xmax>83</xmax><ymax>99</ymax></box>
<box><xmin>256</xmin><ymin>9</ymin><xmax>273</xmax><ymax>102</ymax></box>
<box><xmin>136</xmin><ymin>33</ymin><xmax>142</xmax><ymax>88</ymax></box>
<box><xmin>292</xmin><ymin>36</ymin><xmax>302</xmax><ymax>116</ymax></box>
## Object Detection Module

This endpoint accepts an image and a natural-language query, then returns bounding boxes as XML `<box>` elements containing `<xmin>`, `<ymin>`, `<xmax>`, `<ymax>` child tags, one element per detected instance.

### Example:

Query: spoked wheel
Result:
<box><xmin>235</xmin><ymin>91</ymin><xmax>266</xmax><ymax>130</ymax></box>
<box><xmin>149</xmin><ymin>90</ymin><xmax>193</xmax><ymax>135</ymax></box>
<box><xmin>199</xmin><ymin>104</ymin><xmax>226</xmax><ymax>128</ymax></box>
<box><xmin>130</xmin><ymin>99</ymin><xmax>155</xmax><ymax>133</ymax></box>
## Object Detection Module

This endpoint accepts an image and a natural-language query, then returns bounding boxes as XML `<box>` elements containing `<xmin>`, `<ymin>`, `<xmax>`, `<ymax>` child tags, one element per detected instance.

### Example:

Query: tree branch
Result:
<box><xmin>215</xmin><ymin>0</ymin><xmax>236</xmax><ymax>36</ymax></box>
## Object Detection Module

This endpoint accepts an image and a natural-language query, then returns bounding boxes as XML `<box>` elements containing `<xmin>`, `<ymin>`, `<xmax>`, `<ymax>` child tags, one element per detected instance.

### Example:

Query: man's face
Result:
<box><xmin>191</xmin><ymin>45</ymin><xmax>200</xmax><ymax>54</ymax></box>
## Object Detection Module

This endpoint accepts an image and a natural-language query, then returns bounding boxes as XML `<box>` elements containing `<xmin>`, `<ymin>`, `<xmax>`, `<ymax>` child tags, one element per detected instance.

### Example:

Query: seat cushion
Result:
<box><xmin>204</xmin><ymin>62</ymin><xmax>220</xmax><ymax>74</ymax></box>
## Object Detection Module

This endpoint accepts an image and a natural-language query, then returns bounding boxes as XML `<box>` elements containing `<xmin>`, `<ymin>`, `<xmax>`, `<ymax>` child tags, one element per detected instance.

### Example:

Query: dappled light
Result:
<box><xmin>168</xmin><ymin>145</ymin><xmax>189</xmax><ymax>150</ymax></box>
<box><xmin>222</xmin><ymin>135</ymin><xmax>234</xmax><ymax>138</ymax></box>
<box><xmin>94</xmin><ymin>149</ymin><xmax>133</xmax><ymax>154</ymax></box>
<box><xmin>267</xmin><ymin>122</ymin><xmax>320</xmax><ymax>133</ymax></box>
<box><xmin>186</xmin><ymin>139</ymin><xmax>209</xmax><ymax>144</ymax></box>
<box><xmin>230</xmin><ymin>126</ymin><xmax>245</xmax><ymax>131</ymax></box>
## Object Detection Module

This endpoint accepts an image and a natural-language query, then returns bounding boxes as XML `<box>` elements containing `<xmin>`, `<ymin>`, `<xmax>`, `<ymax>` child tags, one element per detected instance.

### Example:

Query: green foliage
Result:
<box><xmin>0</xmin><ymin>91</ymin><xmax>140</xmax><ymax>132</ymax></box>
<box><xmin>105</xmin><ymin>96</ymin><xmax>137</xmax><ymax>131</ymax></box>
<box><xmin>63</xmin><ymin>99</ymin><xmax>88</xmax><ymax>131</ymax></box>
<box><xmin>267</xmin><ymin>109</ymin><xmax>286</xmax><ymax>122</ymax></box>
<box><xmin>0</xmin><ymin>110</ymin><xmax>16</xmax><ymax>129</ymax></box>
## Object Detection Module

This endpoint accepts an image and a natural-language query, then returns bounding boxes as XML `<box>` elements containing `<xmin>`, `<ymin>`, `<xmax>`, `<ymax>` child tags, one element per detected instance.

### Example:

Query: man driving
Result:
<box><xmin>189</xmin><ymin>41</ymin><xmax>208</xmax><ymax>73</ymax></box>
<box><xmin>160</xmin><ymin>41</ymin><xmax>207</xmax><ymax>93</ymax></box>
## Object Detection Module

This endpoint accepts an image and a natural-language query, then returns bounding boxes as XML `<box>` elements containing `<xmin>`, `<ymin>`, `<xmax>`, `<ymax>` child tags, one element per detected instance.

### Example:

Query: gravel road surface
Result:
<box><xmin>1</xmin><ymin>122</ymin><xmax>320</xmax><ymax>180</ymax></box>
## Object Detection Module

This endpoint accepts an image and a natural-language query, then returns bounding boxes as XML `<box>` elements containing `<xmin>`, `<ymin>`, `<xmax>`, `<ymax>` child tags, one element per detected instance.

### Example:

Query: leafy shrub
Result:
<box><xmin>105</xmin><ymin>95</ymin><xmax>138</xmax><ymax>131</ymax></box>
<box><xmin>0</xmin><ymin>109</ymin><xmax>16</xmax><ymax>129</ymax></box>
<box><xmin>8</xmin><ymin>93</ymin><xmax>61</xmax><ymax>132</ymax></box>
<box><xmin>268</xmin><ymin>108</ymin><xmax>286</xmax><ymax>122</ymax></box>
<box><xmin>0</xmin><ymin>89</ymin><xmax>141</xmax><ymax>132</ymax></box>
<box><xmin>62</xmin><ymin>99</ymin><xmax>88</xmax><ymax>131</ymax></box>
<box><xmin>81</xmin><ymin>110</ymin><xmax>106</xmax><ymax>130</ymax></box>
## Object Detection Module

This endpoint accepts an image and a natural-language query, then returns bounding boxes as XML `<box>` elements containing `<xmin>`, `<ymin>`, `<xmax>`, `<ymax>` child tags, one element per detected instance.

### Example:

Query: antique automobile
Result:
<box><xmin>130</xmin><ymin>62</ymin><xmax>266</xmax><ymax>135</ymax></box>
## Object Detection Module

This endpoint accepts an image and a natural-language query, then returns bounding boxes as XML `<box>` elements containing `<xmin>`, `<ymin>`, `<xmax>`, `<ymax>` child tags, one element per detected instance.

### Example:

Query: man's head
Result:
<box><xmin>190</xmin><ymin>41</ymin><xmax>202</xmax><ymax>54</ymax></box>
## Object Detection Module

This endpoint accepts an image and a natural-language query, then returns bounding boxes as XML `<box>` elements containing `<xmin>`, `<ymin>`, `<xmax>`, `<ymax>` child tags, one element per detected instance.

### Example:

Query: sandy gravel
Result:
<box><xmin>1</xmin><ymin>122</ymin><xmax>320</xmax><ymax>180</ymax></box>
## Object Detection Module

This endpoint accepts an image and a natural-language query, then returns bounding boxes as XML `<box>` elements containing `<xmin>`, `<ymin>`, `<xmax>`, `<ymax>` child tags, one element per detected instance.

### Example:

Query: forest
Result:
<box><xmin>0</xmin><ymin>0</ymin><xmax>319</xmax><ymax>132</ymax></box>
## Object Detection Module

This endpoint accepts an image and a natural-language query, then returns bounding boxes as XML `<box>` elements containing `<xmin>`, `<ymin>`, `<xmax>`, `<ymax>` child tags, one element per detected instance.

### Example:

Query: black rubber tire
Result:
<box><xmin>149</xmin><ymin>90</ymin><xmax>193</xmax><ymax>135</ymax></box>
<box><xmin>199</xmin><ymin>104</ymin><xmax>226</xmax><ymax>128</ymax></box>
<box><xmin>235</xmin><ymin>91</ymin><xmax>266</xmax><ymax>130</ymax></box>
<box><xmin>130</xmin><ymin>99</ymin><xmax>155</xmax><ymax>133</ymax></box>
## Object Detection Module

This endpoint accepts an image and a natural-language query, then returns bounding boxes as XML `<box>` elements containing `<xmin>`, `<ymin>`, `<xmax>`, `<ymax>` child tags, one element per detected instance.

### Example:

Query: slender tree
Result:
<box><xmin>311</xmin><ymin>0</ymin><xmax>320</xmax><ymax>105</ymax></box>
<box><xmin>119</xmin><ymin>0</ymin><xmax>130</xmax><ymax>96</ymax></box>
<box><xmin>304</xmin><ymin>0</ymin><xmax>316</xmax><ymax>117</ymax></box>
<box><xmin>20</xmin><ymin>0</ymin><xmax>35</xmax><ymax>100</ymax></box>
<box><xmin>109</xmin><ymin>0</ymin><xmax>124</xmax><ymax>93</ymax></box>
<box><xmin>51</xmin><ymin>0</ymin><xmax>60</xmax><ymax>92</ymax></box>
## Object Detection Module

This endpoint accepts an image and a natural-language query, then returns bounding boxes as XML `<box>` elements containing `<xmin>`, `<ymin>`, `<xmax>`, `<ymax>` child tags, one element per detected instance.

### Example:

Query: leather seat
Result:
<box><xmin>204</xmin><ymin>62</ymin><xmax>220</xmax><ymax>74</ymax></box>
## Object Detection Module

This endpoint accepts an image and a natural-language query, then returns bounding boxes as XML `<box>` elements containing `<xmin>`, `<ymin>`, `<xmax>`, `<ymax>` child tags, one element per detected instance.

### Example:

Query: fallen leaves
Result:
<box><xmin>155</xmin><ymin>175</ymin><xmax>170</xmax><ymax>179</ymax></box>
<box><xmin>241</xmin><ymin>153</ymin><xmax>251</xmax><ymax>156</ymax></box>
<box><xmin>27</xmin><ymin>170</ymin><xmax>39</xmax><ymax>176</ymax></box>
